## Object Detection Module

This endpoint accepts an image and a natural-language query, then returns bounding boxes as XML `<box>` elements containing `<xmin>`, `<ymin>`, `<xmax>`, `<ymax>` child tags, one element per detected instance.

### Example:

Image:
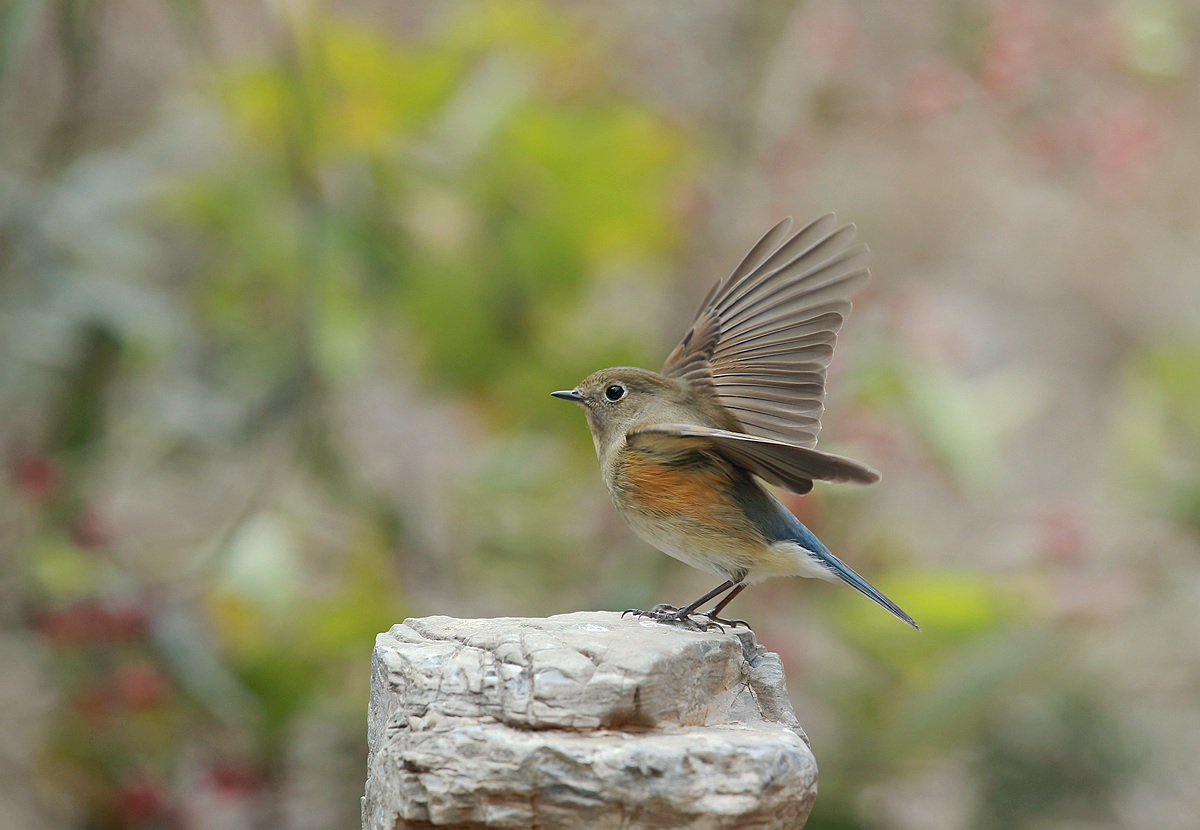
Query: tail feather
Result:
<box><xmin>815</xmin><ymin>548</ymin><xmax>920</xmax><ymax>630</ymax></box>
<box><xmin>761</xmin><ymin>488</ymin><xmax>919</xmax><ymax>630</ymax></box>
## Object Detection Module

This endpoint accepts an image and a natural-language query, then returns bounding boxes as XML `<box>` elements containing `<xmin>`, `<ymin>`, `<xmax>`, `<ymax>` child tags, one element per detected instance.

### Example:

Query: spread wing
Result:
<box><xmin>662</xmin><ymin>214</ymin><xmax>869</xmax><ymax>449</ymax></box>
<box><xmin>629</xmin><ymin>423</ymin><xmax>880</xmax><ymax>496</ymax></box>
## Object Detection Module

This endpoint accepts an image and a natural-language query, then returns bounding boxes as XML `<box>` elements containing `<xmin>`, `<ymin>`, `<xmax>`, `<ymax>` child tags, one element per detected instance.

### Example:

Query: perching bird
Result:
<box><xmin>552</xmin><ymin>214</ymin><xmax>918</xmax><ymax>631</ymax></box>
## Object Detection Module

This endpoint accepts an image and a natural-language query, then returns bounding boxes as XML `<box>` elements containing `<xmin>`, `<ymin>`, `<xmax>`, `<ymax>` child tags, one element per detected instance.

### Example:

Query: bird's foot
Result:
<box><xmin>702</xmin><ymin>610</ymin><xmax>752</xmax><ymax>630</ymax></box>
<box><xmin>622</xmin><ymin>605</ymin><xmax>725</xmax><ymax>632</ymax></box>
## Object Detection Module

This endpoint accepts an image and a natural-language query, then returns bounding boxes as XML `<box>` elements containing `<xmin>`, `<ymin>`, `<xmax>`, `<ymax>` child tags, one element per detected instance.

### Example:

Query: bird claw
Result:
<box><xmin>622</xmin><ymin>607</ymin><xmax>726</xmax><ymax>633</ymax></box>
<box><xmin>702</xmin><ymin>611</ymin><xmax>751</xmax><ymax>630</ymax></box>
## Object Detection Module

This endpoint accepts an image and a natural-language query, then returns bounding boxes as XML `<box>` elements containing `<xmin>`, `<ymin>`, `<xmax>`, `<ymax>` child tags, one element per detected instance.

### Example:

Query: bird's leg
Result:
<box><xmin>623</xmin><ymin>580</ymin><xmax>741</xmax><ymax>632</ymax></box>
<box><xmin>701</xmin><ymin>583</ymin><xmax>750</xmax><ymax>629</ymax></box>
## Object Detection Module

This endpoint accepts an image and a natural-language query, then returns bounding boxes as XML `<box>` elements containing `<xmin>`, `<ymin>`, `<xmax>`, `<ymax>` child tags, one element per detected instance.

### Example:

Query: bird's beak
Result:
<box><xmin>551</xmin><ymin>389</ymin><xmax>585</xmax><ymax>403</ymax></box>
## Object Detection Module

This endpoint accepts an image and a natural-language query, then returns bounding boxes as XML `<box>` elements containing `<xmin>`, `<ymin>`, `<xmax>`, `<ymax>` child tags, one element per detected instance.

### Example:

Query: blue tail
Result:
<box><xmin>813</xmin><ymin>545</ymin><xmax>920</xmax><ymax>630</ymax></box>
<box><xmin>749</xmin><ymin>489</ymin><xmax>921</xmax><ymax>629</ymax></box>
<box><xmin>783</xmin><ymin>514</ymin><xmax>920</xmax><ymax>630</ymax></box>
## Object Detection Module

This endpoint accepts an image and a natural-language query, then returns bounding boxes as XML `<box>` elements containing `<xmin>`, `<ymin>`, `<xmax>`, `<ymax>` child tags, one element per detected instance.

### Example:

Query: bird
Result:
<box><xmin>552</xmin><ymin>214</ymin><xmax>918</xmax><ymax>632</ymax></box>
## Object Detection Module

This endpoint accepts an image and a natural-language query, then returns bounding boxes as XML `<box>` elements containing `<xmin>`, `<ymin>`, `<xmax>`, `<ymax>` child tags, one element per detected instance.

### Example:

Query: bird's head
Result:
<box><xmin>552</xmin><ymin>367</ymin><xmax>699</xmax><ymax>457</ymax></box>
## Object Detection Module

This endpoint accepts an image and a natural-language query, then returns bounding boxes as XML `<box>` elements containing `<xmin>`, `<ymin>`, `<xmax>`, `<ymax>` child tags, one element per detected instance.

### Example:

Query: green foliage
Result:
<box><xmin>0</xmin><ymin>0</ymin><xmax>45</xmax><ymax>99</ymax></box>
<box><xmin>974</xmin><ymin>691</ymin><xmax>1139</xmax><ymax>829</ymax></box>
<box><xmin>177</xmin><ymin>9</ymin><xmax>690</xmax><ymax>431</ymax></box>
<box><xmin>1115</xmin><ymin>339</ymin><xmax>1200</xmax><ymax>535</ymax></box>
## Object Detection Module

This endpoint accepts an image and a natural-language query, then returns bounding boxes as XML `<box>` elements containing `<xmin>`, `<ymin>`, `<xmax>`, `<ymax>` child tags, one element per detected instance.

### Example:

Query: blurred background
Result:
<box><xmin>2</xmin><ymin>1</ymin><xmax>1198</xmax><ymax>828</ymax></box>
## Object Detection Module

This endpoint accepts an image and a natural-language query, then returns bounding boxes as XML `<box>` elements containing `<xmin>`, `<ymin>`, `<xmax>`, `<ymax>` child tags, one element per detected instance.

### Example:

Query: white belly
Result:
<box><xmin>621</xmin><ymin>509</ymin><xmax>836</xmax><ymax>584</ymax></box>
<box><xmin>621</xmin><ymin>509</ymin><xmax>741</xmax><ymax>580</ymax></box>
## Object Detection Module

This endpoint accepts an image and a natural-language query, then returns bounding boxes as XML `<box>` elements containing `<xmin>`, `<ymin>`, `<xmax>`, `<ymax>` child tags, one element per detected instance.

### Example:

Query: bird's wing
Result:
<box><xmin>628</xmin><ymin>423</ymin><xmax>880</xmax><ymax>495</ymax></box>
<box><xmin>661</xmin><ymin>214</ymin><xmax>869</xmax><ymax>449</ymax></box>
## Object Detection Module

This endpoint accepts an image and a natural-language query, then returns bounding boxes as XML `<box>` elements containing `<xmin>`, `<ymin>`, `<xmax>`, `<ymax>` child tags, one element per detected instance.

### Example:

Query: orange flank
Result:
<box><xmin>611</xmin><ymin>444</ymin><xmax>765</xmax><ymax>551</ymax></box>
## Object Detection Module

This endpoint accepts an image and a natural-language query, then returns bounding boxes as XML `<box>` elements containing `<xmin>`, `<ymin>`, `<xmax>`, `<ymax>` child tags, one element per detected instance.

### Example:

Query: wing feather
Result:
<box><xmin>629</xmin><ymin>423</ymin><xmax>880</xmax><ymax>496</ymax></box>
<box><xmin>662</xmin><ymin>214</ymin><xmax>869</xmax><ymax>448</ymax></box>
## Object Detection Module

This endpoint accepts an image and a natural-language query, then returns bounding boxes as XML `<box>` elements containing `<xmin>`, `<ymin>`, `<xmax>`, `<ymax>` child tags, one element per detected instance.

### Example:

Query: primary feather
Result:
<box><xmin>662</xmin><ymin>214</ymin><xmax>869</xmax><ymax>450</ymax></box>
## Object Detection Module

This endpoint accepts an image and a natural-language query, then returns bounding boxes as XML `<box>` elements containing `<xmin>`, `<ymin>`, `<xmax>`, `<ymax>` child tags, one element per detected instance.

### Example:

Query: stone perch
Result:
<box><xmin>362</xmin><ymin>611</ymin><xmax>817</xmax><ymax>829</ymax></box>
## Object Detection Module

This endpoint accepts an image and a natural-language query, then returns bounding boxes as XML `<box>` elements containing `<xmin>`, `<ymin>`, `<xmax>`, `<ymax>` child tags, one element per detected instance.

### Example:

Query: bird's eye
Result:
<box><xmin>605</xmin><ymin>384</ymin><xmax>626</xmax><ymax>402</ymax></box>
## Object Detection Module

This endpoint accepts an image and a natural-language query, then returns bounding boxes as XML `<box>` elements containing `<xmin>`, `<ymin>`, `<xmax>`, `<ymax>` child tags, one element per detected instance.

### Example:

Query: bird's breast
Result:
<box><xmin>603</xmin><ymin>440</ymin><xmax>770</xmax><ymax>574</ymax></box>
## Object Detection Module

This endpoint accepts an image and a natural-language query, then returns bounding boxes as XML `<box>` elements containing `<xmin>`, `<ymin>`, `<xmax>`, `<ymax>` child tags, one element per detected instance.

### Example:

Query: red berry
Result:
<box><xmin>106</xmin><ymin>603</ymin><xmax>151</xmax><ymax>643</ymax></box>
<box><xmin>210</xmin><ymin>760</ymin><xmax>263</xmax><ymax>796</ymax></box>
<box><xmin>115</xmin><ymin>776</ymin><xmax>168</xmax><ymax>825</ymax></box>
<box><xmin>114</xmin><ymin>661</ymin><xmax>168</xmax><ymax>710</ymax></box>
<box><xmin>13</xmin><ymin>454</ymin><xmax>59</xmax><ymax>502</ymax></box>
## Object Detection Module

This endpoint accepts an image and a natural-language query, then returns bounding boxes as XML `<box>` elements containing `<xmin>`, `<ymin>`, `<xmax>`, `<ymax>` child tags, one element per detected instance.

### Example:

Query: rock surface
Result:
<box><xmin>362</xmin><ymin>611</ymin><xmax>816</xmax><ymax>829</ymax></box>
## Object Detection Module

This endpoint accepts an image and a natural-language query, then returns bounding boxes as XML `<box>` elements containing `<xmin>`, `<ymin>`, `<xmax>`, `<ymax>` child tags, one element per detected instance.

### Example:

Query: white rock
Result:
<box><xmin>363</xmin><ymin>611</ymin><xmax>816</xmax><ymax>829</ymax></box>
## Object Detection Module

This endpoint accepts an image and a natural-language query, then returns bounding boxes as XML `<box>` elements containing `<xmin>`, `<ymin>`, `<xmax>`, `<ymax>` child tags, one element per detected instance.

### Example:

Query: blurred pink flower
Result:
<box><xmin>981</xmin><ymin>0</ymin><xmax>1045</xmax><ymax>101</ymax></box>
<box><xmin>903</xmin><ymin>60</ymin><xmax>962</xmax><ymax>120</ymax></box>
<box><xmin>1036</xmin><ymin>502</ymin><xmax>1087</xmax><ymax>564</ymax></box>
<box><xmin>1090</xmin><ymin>100</ymin><xmax>1164</xmax><ymax>203</ymax></box>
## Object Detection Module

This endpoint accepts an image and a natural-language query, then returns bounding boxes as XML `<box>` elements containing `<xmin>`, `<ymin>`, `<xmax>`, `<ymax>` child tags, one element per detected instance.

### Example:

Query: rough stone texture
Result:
<box><xmin>362</xmin><ymin>611</ymin><xmax>816</xmax><ymax>829</ymax></box>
